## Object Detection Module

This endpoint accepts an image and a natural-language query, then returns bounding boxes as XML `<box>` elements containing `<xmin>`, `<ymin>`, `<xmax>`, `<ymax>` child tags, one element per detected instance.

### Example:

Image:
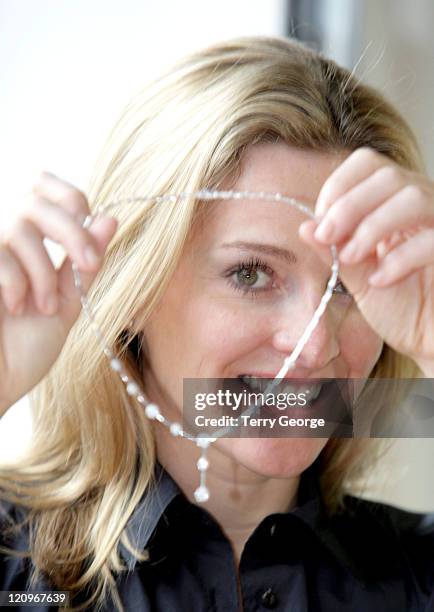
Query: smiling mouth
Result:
<box><xmin>236</xmin><ymin>375</ymin><xmax>328</xmax><ymax>402</ymax></box>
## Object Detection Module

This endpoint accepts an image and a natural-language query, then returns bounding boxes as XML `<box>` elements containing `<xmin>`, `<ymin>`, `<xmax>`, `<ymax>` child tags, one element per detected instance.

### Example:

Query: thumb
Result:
<box><xmin>58</xmin><ymin>215</ymin><xmax>118</xmax><ymax>307</ymax></box>
<box><xmin>298</xmin><ymin>220</ymin><xmax>379</xmax><ymax>297</ymax></box>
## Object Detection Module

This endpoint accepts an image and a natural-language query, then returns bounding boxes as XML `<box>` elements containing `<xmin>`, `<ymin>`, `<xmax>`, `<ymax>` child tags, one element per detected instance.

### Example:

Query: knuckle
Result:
<box><xmin>63</xmin><ymin>188</ymin><xmax>89</xmax><ymax>215</ymax></box>
<box><xmin>353</xmin><ymin>146</ymin><xmax>378</xmax><ymax>161</ymax></box>
<box><xmin>377</xmin><ymin>165</ymin><xmax>402</xmax><ymax>184</ymax></box>
<box><xmin>403</xmin><ymin>184</ymin><xmax>425</xmax><ymax>202</ymax></box>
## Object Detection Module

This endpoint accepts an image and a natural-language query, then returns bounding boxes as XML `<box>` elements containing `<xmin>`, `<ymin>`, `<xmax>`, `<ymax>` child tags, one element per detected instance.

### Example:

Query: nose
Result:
<box><xmin>271</xmin><ymin>306</ymin><xmax>340</xmax><ymax>371</ymax></box>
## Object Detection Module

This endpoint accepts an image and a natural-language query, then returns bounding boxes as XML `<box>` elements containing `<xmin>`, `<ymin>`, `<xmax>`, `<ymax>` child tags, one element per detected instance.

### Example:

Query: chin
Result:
<box><xmin>227</xmin><ymin>437</ymin><xmax>328</xmax><ymax>479</ymax></box>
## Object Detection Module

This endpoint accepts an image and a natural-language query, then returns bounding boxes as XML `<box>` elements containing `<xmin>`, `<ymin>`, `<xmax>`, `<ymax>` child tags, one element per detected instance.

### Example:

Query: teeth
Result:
<box><xmin>240</xmin><ymin>376</ymin><xmax>323</xmax><ymax>401</ymax></box>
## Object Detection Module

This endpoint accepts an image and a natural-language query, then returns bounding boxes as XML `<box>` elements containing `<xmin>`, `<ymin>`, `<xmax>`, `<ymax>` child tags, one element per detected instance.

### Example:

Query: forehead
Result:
<box><xmin>234</xmin><ymin>142</ymin><xmax>349</xmax><ymax>204</ymax></box>
<box><xmin>197</xmin><ymin>143</ymin><xmax>349</xmax><ymax>244</ymax></box>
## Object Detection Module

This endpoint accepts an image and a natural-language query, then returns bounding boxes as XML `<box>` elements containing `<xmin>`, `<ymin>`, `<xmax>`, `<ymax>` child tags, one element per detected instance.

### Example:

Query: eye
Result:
<box><xmin>236</xmin><ymin>267</ymin><xmax>269</xmax><ymax>289</ymax></box>
<box><xmin>226</xmin><ymin>257</ymin><xmax>275</xmax><ymax>297</ymax></box>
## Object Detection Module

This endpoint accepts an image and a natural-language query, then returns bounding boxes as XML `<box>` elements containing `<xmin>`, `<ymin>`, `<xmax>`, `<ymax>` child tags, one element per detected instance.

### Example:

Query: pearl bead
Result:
<box><xmin>145</xmin><ymin>404</ymin><xmax>160</xmax><ymax>419</ymax></box>
<box><xmin>194</xmin><ymin>485</ymin><xmax>209</xmax><ymax>503</ymax></box>
<box><xmin>126</xmin><ymin>382</ymin><xmax>140</xmax><ymax>396</ymax></box>
<box><xmin>170</xmin><ymin>422</ymin><xmax>182</xmax><ymax>436</ymax></box>
<box><xmin>196</xmin><ymin>437</ymin><xmax>210</xmax><ymax>449</ymax></box>
<box><xmin>110</xmin><ymin>358</ymin><xmax>122</xmax><ymax>372</ymax></box>
<box><xmin>197</xmin><ymin>457</ymin><xmax>209</xmax><ymax>471</ymax></box>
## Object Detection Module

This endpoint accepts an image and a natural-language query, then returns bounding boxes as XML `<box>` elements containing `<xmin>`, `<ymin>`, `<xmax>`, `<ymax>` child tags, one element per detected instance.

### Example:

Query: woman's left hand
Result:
<box><xmin>298</xmin><ymin>147</ymin><xmax>434</xmax><ymax>375</ymax></box>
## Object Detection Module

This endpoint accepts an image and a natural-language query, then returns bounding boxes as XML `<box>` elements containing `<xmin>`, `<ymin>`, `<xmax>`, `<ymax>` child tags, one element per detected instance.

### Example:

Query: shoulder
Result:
<box><xmin>330</xmin><ymin>495</ymin><xmax>434</xmax><ymax>587</ymax></box>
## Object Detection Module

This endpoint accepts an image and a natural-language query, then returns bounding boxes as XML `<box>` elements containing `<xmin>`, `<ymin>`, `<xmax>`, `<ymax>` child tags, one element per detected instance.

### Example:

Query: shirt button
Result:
<box><xmin>260</xmin><ymin>588</ymin><xmax>278</xmax><ymax>609</ymax></box>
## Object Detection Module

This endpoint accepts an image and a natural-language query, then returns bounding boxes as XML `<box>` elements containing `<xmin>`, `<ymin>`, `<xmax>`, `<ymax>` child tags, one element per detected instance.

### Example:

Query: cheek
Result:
<box><xmin>177</xmin><ymin>296</ymin><xmax>264</xmax><ymax>374</ymax></box>
<box><xmin>339</xmin><ymin>311</ymin><xmax>383</xmax><ymax>377</ymax></box>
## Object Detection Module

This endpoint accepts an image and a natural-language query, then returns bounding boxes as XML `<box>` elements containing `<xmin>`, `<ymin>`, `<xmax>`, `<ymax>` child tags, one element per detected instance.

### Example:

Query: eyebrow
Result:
<box><xmin>220</xmin><ymin>241</ymin><xmax>298</xmax><ymax>264</ymax></box>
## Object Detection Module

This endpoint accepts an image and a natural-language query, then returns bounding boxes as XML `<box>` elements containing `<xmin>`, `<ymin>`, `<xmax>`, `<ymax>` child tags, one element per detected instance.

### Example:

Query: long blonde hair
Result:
<box><xmin>0</xmin><ymin>35</ymin><xmax>425</xmax><ymax>611</ymax></box>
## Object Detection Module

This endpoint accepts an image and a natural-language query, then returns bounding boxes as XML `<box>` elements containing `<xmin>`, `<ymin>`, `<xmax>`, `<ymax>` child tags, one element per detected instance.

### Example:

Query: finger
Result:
<box><xmin>6</xmin><ymin>218</ymin><xmax>59</xmax><ymax>315</ymax></box>
<box><xmin>0</xmin><ymin>245</ymin><xmax>29</xmax><ymax>315</ymax></box>
<box><xmin>316</xmin><ymin>148</ymin><xmax>394</xmax><ymax>218</ymax></box>
<box><xmin>338</xmin><ymin>185</ymin><xmax>434</xmax><ymax>264</ymax></box>
<box><xmin>376</xmin><ymin>232</ymin><xmax>406</xmax><ymax>259</ymax></box>
<box><xmin>58</xmin><ymin>214</ymin><xmax>117</xmax><ymax>309</ymax></box>
<box><xmin>32</xmin><ymin>171</ymin><xmax>91</xmax><ymax>225</ymax></box>
<box><xmin>299</xmin><ymin>220</ymin><xmax>379</xmax><ymax>298</ymax></box>
<box><xmin>22</xmin><ymin>196</ymin><xmax>102</xmax><ymax>271</ymax></box>
<box><xmin>368</xmin><ymin>228</ymin><xmax>434</xmax><ymax>286</ymax></box>
<box><xmin>313</xmin><ymin>164</ymin><xmax>407</xmax><ymax>244</ymax></box>
<box><xmin>298</xmin><ymin>220</ymin><xmax>334</xmax><ymax>266</ymax></box>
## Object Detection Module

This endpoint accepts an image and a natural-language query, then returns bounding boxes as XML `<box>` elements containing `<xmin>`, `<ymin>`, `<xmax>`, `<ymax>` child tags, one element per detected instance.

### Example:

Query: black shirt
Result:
<box><xmin>1</xmin><ymin>458</ymin><xmax>433</xmax><ymax>611</ymax></box>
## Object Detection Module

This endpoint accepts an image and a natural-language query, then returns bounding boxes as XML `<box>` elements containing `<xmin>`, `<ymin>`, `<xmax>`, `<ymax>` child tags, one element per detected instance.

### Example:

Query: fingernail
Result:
<box><xmin>314</xmin><ymin>220</ymin><xmax>334</xmax><ymax>242</ymax></box>
<box><xmin>84</xmin><ymin>245</ymin><xmax>101</xmax><ymax>267</ymax></box>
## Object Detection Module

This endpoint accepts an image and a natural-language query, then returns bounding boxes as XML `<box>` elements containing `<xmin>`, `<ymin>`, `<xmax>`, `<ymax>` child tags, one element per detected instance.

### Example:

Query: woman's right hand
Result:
<box><xmin>0</xmin><ymin>172</ymin><xmax>118</xmax><ymax>415</ymax></box>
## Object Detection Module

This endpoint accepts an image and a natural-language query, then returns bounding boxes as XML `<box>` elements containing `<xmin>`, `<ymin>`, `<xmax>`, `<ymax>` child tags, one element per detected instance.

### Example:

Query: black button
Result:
<box><xmin>260</xmin><ymin>588</ymin><xmax>278</xmax><ymax>609</ymax></box>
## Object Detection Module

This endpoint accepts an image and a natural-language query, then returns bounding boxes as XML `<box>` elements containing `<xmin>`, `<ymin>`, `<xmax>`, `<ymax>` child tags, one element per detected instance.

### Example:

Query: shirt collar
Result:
<box><xmin>119</xmin><ymin>460</ymin><xmax>180</xmax><ymax>570</ymax></box>
<box><xmin>118</xmin><ymin>457</ymin><xmax>365</xmax><ymax>581</ymax></box>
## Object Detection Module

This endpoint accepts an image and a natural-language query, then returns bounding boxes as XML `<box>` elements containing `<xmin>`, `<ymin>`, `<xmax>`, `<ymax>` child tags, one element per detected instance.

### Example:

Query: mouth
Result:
<box><xmin>237</xmin><ymin>374</ymin><xmax>328</xmax><ymax>403</ymax></box>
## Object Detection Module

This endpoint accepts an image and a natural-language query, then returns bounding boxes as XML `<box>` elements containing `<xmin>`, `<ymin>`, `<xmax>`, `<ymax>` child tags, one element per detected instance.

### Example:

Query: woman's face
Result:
<box><xmin>142</xmin><ymin>143</ymin><xmax>384</xmax><ymax>478</ymax></box>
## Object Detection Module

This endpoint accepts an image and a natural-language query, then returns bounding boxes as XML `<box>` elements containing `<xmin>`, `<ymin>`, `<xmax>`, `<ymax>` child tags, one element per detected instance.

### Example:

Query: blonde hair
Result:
<box><xmin>0</xmin><ymin>35</ymin><xmax>425</xmax><ymax>611</ymax></box>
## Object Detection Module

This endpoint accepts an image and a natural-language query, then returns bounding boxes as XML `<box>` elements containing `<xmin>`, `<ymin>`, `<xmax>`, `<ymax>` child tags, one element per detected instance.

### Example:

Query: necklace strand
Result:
<box><xmin>71</xmin><ymin>189</ymin><xmax>339</xmax><ymax>503</ymax></box>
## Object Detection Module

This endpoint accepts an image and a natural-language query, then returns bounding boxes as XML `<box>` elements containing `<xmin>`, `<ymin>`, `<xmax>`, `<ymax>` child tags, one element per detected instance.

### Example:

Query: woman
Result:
<box><xmin>0</xmin><ymin>36</ymin><xmax>433</xmax><ymax>611</ymax></box>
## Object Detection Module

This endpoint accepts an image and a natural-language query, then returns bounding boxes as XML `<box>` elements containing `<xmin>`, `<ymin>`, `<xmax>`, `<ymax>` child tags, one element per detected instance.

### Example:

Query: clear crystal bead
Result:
<box><xmin>170</xmin><ymin>422</ymin><xmax>182</xmax><ymax>436</ymax></box>
<box><xmin>197</xmin><ymin>456</ymin><xmax>209</xmax><ymax>471</ymax></box>
<box><xmin>194</xmin><ymin>485</ymin><xmax>209</xmax><ymax>503</ymax></box>
<box><xmin>145</xmin><ymin>404</ymin><xmax>160</xmax><ymax>419</ymax></box>
<box><xmin>110</xmin><ymin>358</ymin><xmax>122</xmax><ymax>372</ymax></box>
<box><xmin>126</xmin><ymin>382</ymin><xmax>139</xmax><ymax>396</ymax></box>
<box><xmin>196</xmin><ymin>437</ymin><xmax>210</xmax><ymax>449</ymax></box>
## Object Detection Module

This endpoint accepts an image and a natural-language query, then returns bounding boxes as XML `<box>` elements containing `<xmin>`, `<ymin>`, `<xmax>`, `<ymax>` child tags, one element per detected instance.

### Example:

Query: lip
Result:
<box><xmin>259</xmin><ymin>379</ymin><xmax>335</xmax><ymax>419</ymax></box>
<box><xmin>238</xmin><ymin>373</ymin><xmax>330</xmax><ymax>390</ymax></box>
<box><xmin>235</xmin><ymin>375</ymin><xmax>336</xmax><ymax>416</ymax></box>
